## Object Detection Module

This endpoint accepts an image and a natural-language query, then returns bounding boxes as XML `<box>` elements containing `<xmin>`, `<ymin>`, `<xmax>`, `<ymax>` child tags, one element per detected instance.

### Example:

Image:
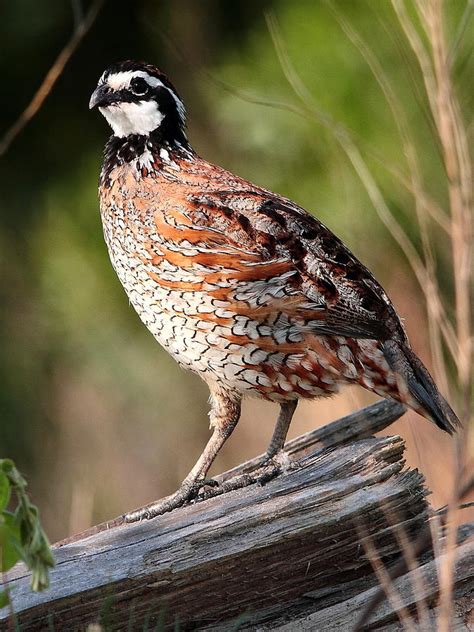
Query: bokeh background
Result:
<box><xmin>1</xmin><ymin>1</ymin><xmax>472</xmax><ymax>542</ymax></box>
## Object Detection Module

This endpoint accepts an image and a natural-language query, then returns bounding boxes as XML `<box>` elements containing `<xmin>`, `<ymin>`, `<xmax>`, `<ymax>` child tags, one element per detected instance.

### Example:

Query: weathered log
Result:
<box><xmin>267</xmin><ymin>537</ymin><xmax>473</xmax><ymax>631</ymax></box>
<box><xmin>2</xmin><ymin>400</ymin><xmax>472</xmax><ymax>631</ymax></box>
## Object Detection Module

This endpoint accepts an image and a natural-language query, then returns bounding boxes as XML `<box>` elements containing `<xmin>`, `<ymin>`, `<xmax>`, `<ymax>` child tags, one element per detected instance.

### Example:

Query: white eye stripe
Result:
<box><xmin>106</xmin><ymin>70</ymin><xmax>160</xmax><ymax>90</ymax></box>
<box><xmin>105</xmin><ymin>70</ymin><xmax>186</xmax><ymax>122</ymax></box>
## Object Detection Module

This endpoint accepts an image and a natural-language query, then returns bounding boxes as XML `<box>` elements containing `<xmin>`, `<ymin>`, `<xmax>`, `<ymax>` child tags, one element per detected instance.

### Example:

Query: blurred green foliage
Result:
<box><xmin>0</xmin><ymin>459</ymin><xmax>54</xmax><ymax>600</ymax></box>
<box><xmin>0</xmin><ymin>1</ymin><xmax>471</xmax><ymax>541</ymax></box>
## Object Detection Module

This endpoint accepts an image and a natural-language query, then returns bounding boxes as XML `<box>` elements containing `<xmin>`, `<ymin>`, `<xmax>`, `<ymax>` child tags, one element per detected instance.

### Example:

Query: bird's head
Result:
<box><xmin>89</xmin><ymin>61</ymin><xmax>187</xmax><ymax>143</ymax></box>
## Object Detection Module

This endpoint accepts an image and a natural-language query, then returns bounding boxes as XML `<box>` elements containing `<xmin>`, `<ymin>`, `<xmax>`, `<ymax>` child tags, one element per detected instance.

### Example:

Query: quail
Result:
<box><xmin>89</xmin><ymin>61</ymin><xmax>459</xmax><ymax>521</ymax></box>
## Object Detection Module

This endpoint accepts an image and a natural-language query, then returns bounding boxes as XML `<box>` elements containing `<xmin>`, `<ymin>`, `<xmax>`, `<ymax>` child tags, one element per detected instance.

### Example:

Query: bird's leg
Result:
<box><xmin>250</xmin><ymin>399</ymin><xmax>298</xmax><ymax>483</ymax></box>
<box><xmin>192</xmin><ymin>400</ymin><xmax>299</xmax><ymax>500</ymax></box>
<box><xmin>125</xmin><ymin>389</ymin><xmax>241</xmax><ymax>522</ymax></box>
<box><xmin>265</xmin><ymin>399</ymin><xmax>298</xmax><ymax>461</ymax></box>
<box><xmin>208</xmin><ymin>400</ymin><xmax>299</xmax><ymax>494</ymax></box>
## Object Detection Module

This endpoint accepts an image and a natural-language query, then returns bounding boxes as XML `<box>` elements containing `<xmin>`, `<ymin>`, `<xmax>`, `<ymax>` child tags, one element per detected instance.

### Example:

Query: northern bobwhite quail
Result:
<box><xmin>89</xmin><ymin>60</ymin><xmax>459</xmax><ymax>521</ymax></box>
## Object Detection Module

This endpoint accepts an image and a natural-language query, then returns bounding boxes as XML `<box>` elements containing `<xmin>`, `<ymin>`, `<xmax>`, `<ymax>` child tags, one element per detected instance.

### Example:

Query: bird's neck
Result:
<box><xmin>100</xmin><ymin>130</ymin><xmax>195</xmax><ymax>186</ymax></box>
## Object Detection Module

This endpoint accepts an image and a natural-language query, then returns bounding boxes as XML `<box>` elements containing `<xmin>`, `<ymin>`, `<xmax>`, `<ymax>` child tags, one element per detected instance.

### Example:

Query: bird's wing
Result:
<box><xmin>148</xmin><ymin>186</ymin><xmax>406</xmax><ymax>344</ymax></box>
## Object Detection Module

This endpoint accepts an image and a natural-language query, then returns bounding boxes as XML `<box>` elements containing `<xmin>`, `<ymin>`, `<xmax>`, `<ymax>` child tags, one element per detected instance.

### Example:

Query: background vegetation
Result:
<box><xmin>0</xmin><ymin>0</ymin><xmax>472</xmax><ymax>544</ymax></box>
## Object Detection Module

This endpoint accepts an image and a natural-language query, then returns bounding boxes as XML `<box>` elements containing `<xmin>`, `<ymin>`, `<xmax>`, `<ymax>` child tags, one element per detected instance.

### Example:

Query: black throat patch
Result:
<box><xmin>100</xmin><ymin>128</ymin><xmax>194</xmax><ymax>187</ymax></box>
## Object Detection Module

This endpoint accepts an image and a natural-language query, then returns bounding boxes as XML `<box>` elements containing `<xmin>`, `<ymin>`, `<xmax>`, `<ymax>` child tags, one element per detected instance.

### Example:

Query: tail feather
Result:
<box><xmin>382</xmin><ymin>340</ymin><xmax>460</xmax><ymax>435</ymax></box>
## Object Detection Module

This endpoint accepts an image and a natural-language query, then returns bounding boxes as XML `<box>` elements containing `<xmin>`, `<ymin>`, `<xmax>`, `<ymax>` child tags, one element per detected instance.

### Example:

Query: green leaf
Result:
<box><xmin>0</xmin><ymin>460</ymin><xmax>54</xmax><ymax>590</ymax></box>
<box><xmin>0</xmin><ymin>513</ymin><xmax>22</xmax><ymax>572</ymax></box>
<box><xmin>0</xmin><ymin>460</ymin><xmax>14</xmax><ymax>475</ymax></box>
<box><xmin>0</xmin><ymin>472</ymin><xmax>10</xmax><ymax>512</ymax></box>
<box><xmin>0</xmin><ymin>590</ymin><xmax>10</xmax><ymax>609</ymax></box>
<box><xmin>15</xmin><ymin>499</ymin><xmax>54</xmax><ymax>591</ymax></box>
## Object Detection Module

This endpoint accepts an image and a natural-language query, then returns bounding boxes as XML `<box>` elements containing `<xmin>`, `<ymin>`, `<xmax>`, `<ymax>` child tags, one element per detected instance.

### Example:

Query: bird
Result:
<box><xmin>89</xmin><ymin>60</ymin><xmax>459</xmax><ymax>521</ymax></box>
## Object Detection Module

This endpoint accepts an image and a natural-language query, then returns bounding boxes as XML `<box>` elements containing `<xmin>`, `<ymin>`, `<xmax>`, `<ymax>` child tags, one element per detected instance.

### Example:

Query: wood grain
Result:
<box><xmin>2</xmin><ymin>401</ymin><xmax>471</xmax><ymax>631</ymax></box>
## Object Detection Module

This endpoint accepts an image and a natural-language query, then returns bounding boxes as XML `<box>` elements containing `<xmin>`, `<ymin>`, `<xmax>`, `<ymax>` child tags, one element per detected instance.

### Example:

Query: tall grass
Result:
<box><xmin>261</xmin><ymin>0</ymin><xmax>472</xmax><ymax>628</ymax></box>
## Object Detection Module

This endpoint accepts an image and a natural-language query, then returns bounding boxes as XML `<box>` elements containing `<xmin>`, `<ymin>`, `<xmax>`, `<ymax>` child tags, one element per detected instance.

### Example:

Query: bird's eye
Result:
<box><xmin>130</xmin><ymin>77</ymin><xmax>149</xmax><ymax>96</ymax></box>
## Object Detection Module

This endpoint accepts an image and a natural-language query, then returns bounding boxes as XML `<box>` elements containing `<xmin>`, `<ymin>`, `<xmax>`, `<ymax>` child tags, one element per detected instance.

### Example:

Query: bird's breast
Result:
<box><xmin>97</xmin><ymin>165</ymin><xmax>398</xmax><ymax>404</ymax></box>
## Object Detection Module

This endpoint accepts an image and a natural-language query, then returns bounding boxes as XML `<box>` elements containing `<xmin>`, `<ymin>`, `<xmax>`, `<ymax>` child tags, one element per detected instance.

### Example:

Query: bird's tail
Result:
<box><xmin>382</xmin><ymin>339</ymin><xmax>460</xmax><ymax>434</ymax></box>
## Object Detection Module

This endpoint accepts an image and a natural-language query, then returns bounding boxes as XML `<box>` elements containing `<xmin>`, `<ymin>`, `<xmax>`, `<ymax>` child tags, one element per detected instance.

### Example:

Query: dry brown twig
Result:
<box><xmin>391</xmin><ymin>3</ymin><xmax>472</xmax><ymax>630</ymax></box>
<box><xmin>0</xmin><ymin>0</ymin><xmax>105</xmax><ymax>157</ymax></box>
<box><xmin>354</xmin><ymin>520</ymin><xmax>416</xmax><ymax>630</ymax></box>
<box><xmin>382</xmin><ymin>507</ymin><xmax>432</xmax><ymax>630</ymax></box>
<box><xmin>392</xmin><ymin>0</ymin><xmax>473</xmax><ymax>401</ymax></box>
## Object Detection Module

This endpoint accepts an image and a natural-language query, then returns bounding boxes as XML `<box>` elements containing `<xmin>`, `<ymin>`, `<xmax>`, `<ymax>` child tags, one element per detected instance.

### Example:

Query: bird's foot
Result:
<box><xmin>228</xmin><ymin>449</ymin><xmax>298</xmax><ymax>487</ymax></box>
<box><xmin>124</xmin><ymin>453</ymin><xmax>300</xmax><ymax>522</ymax></box>
<box><xmin>254</xmin><ymin>449</ymin><xmax>298</xmax><ymax>477</ymax></box>
<box><xmin>124</xmin><ymin>477</ymin><xmax>220</xmax><ymax>522</ymax></box>
<box><xmin>254</xmin><ymin>450</ymin><xmax>293</xmax><ymax>485</ymax></box>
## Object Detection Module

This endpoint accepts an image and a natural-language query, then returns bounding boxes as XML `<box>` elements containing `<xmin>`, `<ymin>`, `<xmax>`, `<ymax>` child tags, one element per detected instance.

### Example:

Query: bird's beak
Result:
<box><xmin>89</xmin><ymin>84</ymin><xmax>111</xmax><ymax>110</ymax></box>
